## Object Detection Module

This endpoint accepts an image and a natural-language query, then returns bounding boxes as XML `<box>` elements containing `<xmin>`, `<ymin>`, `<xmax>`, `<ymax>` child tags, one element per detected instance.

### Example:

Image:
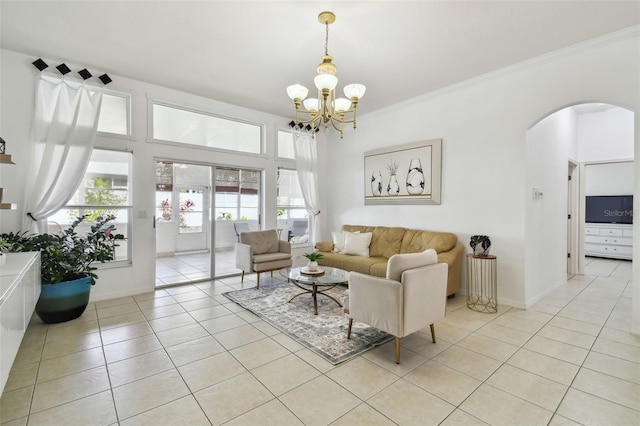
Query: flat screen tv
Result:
<box><xmin>585</xmin><ymin>195</ymin><xmax>633</xmax><ymax>224</ymax></box>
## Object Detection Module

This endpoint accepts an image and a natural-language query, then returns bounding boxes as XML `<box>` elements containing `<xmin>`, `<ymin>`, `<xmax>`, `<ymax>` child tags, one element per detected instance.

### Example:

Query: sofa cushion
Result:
<box><xmin>369</xmin><ymin>226</ymin><xmax>405</xmax><ymax>258</ymax></box>
<box><xmin>369</xmin><ymin>261</ymin><xmax>388</xmax><ymax>277</ymax></box>
<box><xmin>386</xmin><ymin>249</ymin><xmax>438</xmax><ymax>281</ymax></box>
<box><xmin>253</xmin><ymin>252</ymin><xmax>291</xmax><ymax>264</ymax></box>
<box><xmin>316</xmin><ymin>241</ymin><xmax>334</xmax><ymax>252</ymax></box>
<box><xmin>317</xmin><ymin>252</ymin><xmax>384</xmax><ymax>275</ymax></box>
<box><xmin>342</xmin><ymin>225</ymin><xmax>376</xmax><ymax>235</ymax></box>
<box><xmin>400</xmin><ymin>229</ymin><xmax>457</xmax><ymax>254</ymax></box>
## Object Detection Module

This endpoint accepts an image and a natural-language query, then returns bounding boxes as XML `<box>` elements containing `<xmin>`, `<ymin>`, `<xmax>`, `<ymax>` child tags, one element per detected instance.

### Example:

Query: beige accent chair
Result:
<box><xmin>347</xmin><ymin>249</ymin><xmax>448</xmax><ymax>364</ymax></box>
<box><xmin>236</xmin><ymin>229</ymin><xmax>292</xmax><ymax>288</ymax></box>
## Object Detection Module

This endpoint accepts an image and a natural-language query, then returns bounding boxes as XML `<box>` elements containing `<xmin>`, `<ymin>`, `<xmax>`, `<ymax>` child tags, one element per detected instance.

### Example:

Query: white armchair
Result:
<box><xmin>347</xmin><ymin>249</ymin><xmax>448</xmax><ymax>364</ymax></box>
<box><xmin>236</xmin><ymin>229</ymin><xmax>292</xmax><ymax>288</ymax></box>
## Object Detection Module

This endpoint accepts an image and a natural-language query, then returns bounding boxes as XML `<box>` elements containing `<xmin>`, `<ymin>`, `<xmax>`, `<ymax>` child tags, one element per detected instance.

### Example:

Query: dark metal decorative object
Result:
<box><xmin>32</xmin><ymin>58</ymin><xmax>49</xmax><ymax>71</ymax></box>
<box><xmin>98</xmin><ymin>73</ymin><xmax>112</xmax><ymax>85</ymax></box>
<box><xmin>470</xmin><ymin>235</ymin><xmax>491</xmax><ymax>256</ymax></box>
<box><xmin>78</xmin><ymin>68</ymin><xmax>92</xmax><ymax>80</ymax></box>
<box><xmin>56</xmin><ymin>63</ymin><xmax>71</xmax><ymax>75</ymax></box>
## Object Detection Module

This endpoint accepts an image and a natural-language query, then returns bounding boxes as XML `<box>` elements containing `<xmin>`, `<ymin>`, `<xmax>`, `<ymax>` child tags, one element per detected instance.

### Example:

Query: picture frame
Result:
<box><xmin>364</xmin><ymin>138</ymin><xmax>442</xmax><ymax>205</ymax></box>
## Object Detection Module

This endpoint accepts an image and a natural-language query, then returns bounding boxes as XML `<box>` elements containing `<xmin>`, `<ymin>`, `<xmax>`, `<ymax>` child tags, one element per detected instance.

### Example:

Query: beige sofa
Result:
<box><xmin>315</xmin><ymin>225</ymin><xmax>464</xmax><ymax>297</ymax></box>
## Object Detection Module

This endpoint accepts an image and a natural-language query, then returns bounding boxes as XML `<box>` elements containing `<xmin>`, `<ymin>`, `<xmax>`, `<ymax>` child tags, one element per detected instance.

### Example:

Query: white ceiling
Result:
<box><xmin>1</xmin><ymin>1</ymin><xmax>639</xmax><ymax>118</ymax></box>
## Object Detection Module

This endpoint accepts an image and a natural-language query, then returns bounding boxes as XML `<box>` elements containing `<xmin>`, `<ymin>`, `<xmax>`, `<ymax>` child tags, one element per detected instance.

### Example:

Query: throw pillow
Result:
<box><xmin>343</xmin><ymin>232</ymin><xmax>373</xmax><ymax>257</ymax></box>
<box><xmin>332</xmin><ymin>231</ymin><xmax>345</xmax><ymax>253</ymax></box>
<box><xmin>333</xmin><ymin>230</ymin><xmax>361</xmax><ymax>253</ymax></box>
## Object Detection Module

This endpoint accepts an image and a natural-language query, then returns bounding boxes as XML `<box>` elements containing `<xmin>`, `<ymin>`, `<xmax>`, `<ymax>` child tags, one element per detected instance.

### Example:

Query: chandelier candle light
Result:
<box><xmin>287</xmin><ymin>11</ymin><xmax>366</xmax><ymax>139</ymax></box>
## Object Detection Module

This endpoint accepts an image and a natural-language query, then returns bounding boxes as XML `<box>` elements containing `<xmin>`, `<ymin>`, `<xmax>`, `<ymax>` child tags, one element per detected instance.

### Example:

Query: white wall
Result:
<box><xmin>322</xmin><ymin>28</ymin><xmax>639</xmax><ymax>309</ymax></box>
<box><xmin>525</xmin><ymin>108</ymin><xmax>578</xmax><ymax>304</ymax></box>
<box><xmin>579</xmin><ymin>108</ymin><xmax>635</xmax><ymax>162</ymax></box>
<box><xmin>585</xmin><ymin>162</ymin><xmax>635</xmax><ymax>195</ymax></box>
<box><xmin>0</xmin><ymin>48</ymin><xmax>293</xmax><ymax>302</ymax></box>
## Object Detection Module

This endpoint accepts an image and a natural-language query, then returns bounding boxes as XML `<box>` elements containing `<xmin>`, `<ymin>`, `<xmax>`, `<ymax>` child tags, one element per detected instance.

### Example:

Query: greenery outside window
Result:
<box><xmin>47</xmin><ymin>149</ymin><xmax>132</xmax><ymax>263</ymax></box>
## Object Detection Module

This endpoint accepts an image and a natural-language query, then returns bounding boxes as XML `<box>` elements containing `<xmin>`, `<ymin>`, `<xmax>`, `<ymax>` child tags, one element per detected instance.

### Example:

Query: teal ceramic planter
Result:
<box><xmin>36</xmin><ymin>275</ymin><xmax>92</xmax><ymax>324</ymax></box>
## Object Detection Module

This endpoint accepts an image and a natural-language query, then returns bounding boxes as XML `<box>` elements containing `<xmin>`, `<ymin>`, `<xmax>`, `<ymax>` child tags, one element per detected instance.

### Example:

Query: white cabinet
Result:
<box><xmin>0</xmin><ymin>252</ymin><xmax>41</xmax><ymax>395</ymax></box>
<box><xmin>585</xmin><ymin>224</ymin><xmax>633</xmax><ymax>260</ymax></box>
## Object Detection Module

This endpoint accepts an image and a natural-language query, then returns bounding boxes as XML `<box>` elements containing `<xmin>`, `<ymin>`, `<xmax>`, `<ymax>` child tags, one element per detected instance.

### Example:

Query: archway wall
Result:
<box><xmin>326</xmin><ymin>27</ymin><xmax>639</xmax><ymax>309</ymax></box>
<box><xmin>525</xmin><ymin>106</ymin><xmax>634</xmax><ymax>307</ymax></box>
<box><xmin>525</xmin><ymin>108</ymin><xmax>580</xmax><ymax>304</ymax></box>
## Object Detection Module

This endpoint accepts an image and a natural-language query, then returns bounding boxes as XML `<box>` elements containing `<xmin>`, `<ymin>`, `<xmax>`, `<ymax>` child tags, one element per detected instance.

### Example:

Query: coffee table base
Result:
<box><xmin>288</xmin><ymin>281</ymin><xmax>343</xmax><ymax>315</ymax></box>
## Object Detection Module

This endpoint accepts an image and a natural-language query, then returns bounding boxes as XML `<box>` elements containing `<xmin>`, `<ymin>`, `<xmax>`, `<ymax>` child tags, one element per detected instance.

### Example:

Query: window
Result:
<box><xmin>277</xmin><ymin>168</ymin><xmax>309</xmax><ymax>244</ymax></box>
<box><xmin>97</xmin><ymin>93</ymin><xmax>130</xmax><ymax>136</ymax></box>
<box><xmin>214</xmin><ymin>168</ymin><xmax>260</xmax><ymax>221</ymax></box>
<box><xmin>47</xmin><ymin>149</ymin><xmax>132</xmax><ymax>263</ymax></box>
<box><xmin>277</xmin><ymin>130</ymin><xmax>295</xmax><ymax>159</ymax></box>
<box><xmin>152</xmin><ymin>103</ymin><xmax>262</xmax><ymax>154</ymax></box>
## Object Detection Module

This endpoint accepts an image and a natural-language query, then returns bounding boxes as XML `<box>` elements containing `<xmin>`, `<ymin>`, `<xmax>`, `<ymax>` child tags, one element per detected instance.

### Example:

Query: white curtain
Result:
<box><xmin>22</xmin><ymin>75</ymin><xmax>103</xmax><ymax>232</ymax></box>
<box><xmin>292</xmin><ymin>128</ymin><xmax>321</xmax><ymax>245</ymax></box>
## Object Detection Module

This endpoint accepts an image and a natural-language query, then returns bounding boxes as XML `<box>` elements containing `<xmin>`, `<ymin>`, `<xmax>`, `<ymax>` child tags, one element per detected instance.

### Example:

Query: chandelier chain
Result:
<box><xmin>324</xmin><ymin>22</ymin><xmax>329</xmax><ymax>56</ymax></box>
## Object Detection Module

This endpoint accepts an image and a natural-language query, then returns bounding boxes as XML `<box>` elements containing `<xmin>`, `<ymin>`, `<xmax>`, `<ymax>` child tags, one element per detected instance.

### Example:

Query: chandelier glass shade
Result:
<box><xmin>286</xmin><ymin>11</ymin><xmax>366</xmax><ymax>138</ymax></box>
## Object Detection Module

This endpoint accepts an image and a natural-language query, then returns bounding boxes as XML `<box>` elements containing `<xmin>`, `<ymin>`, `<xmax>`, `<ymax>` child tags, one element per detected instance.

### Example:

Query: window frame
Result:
<box><xmin>95</xmin><ymin>89</ymin><xmax>133</xmax><ymax>140</ymax></box>
<box><xmin>51</xmin><ymin>148</ymin><xmax>134</xmax><ymax>268</ymax></box>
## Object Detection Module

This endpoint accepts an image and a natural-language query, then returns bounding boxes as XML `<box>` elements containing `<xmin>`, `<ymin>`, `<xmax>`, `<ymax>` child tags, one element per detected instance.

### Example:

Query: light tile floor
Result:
<box><xmin>1</xmin><ymin>257</ymin><xmax>638</xmax><ymax>425</ymax></box>
<box><xmin>156</xmin><ymin>249</ymin><xmax>239</xmax><ymax>287</ymax></box>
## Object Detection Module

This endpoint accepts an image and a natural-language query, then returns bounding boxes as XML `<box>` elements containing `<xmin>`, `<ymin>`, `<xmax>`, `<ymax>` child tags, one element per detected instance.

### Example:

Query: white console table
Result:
<box><xmin>585</xmin><ymin>223</ymin><xmax>633</xmax><ymax>260</ymax></box>
<box><xmin>0</xmin><ymin>252</ymin><xmax>41</xmax><ymax>395</ymax></box>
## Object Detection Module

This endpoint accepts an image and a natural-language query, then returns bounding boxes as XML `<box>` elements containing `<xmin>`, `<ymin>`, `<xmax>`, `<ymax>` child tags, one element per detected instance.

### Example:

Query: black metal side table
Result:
<box><xmin>466</xmin><ymin>254</ymin><xmax>498</xmax><ymax>313</ymax></box>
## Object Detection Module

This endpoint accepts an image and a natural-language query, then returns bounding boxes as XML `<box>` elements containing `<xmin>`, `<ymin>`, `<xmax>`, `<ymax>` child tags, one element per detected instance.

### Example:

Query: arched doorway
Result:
<box><xmin>525</xmin><ymin>102</ymin><xmax>635</xmax><ymax>301</ymax></box>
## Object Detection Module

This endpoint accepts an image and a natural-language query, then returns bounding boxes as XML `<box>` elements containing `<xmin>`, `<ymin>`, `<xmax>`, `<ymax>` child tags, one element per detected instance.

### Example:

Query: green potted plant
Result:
<box><xmin>303</xmin><ymin>252</ymin><xmax>323</xmax><ymax>272</ymax></box>
<box><xmin>0</xmin><ymin>214</ymin><xmax>125</xmax><ymax>323</ymax></box>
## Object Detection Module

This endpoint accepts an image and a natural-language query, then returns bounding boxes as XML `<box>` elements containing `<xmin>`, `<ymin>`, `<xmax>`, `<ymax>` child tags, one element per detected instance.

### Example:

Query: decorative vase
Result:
<box><xmin>36</xmin><ymin>275</ymin><xmax>92</xmax><ymax>324</ymax></box>
<box><xmin>387</xmin><ymin>174</ymin><xmax>400</xmax><ymax>196</ymax></box>
<box><xmin>470</xmin><ymin>235</ymin><xmax>491</xmax><ymax>256</ymax></box>
<box><xmin>371</xmin><ymin>171</ymin><xmax>382</xmax><ymax>196</ymax></box>
<box><xmin>307</xmin><ymin>260</ymin><xmax>318</xmax><ymax>272</ymax></box>
<box><xmin>406</xmin><ymin>158</ymin><xmax>425</xmax><ymax>195</ymax></box>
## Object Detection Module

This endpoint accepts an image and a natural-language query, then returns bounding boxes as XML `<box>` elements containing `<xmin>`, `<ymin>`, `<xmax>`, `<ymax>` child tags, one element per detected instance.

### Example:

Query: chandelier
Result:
<box><xmin>286</xmin><ymin>11</ymin><xmax>366</xmax><ymax>139</ymax></box>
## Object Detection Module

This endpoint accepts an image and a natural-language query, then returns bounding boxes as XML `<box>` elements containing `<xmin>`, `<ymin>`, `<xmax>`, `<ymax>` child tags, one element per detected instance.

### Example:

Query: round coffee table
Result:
<box><xmin>280</xmin><ymin>266</ymin><xmax>349</xmax><ymax>315</ymax></box>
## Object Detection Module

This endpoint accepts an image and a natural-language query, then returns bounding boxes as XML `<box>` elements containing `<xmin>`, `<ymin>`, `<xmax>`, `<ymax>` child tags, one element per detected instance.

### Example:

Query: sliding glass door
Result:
<box><xmin>213</xmin><ymin>167</ymin><xmax>261</xmax><ymax>275</ymax></box>
<box><xmin>154</xmin><ymin>161</ymin><xmax>261</xmax><ymax>286</ymax></box>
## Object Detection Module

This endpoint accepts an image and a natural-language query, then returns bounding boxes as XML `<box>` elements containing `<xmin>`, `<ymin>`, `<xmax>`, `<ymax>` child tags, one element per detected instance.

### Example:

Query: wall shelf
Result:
<box><xmin>0</xmin><ymin>154</ymin><xmax>15</xmax><ymax>164</ymax></box>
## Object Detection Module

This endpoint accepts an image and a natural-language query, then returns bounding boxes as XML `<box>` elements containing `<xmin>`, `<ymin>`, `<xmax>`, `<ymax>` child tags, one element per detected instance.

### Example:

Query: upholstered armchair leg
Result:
<box><xmin>395</xmin><ymin>337</ymin><xmax>401</xmax><ymax>364</ymax></box>
<box><xmin>241</xmin><ymin>271</ymin><xmax>245</xmax><ymax>283</ymax></box>
<box><xmin>256</xmin><ymin>273</ymin><xmax>260</xmax><ymax>289</ymax></box>
<box><xmin>347</xmin><ymin>318</ymin><xmax>353</xmax><ymax>339</ymax></box>
<box><xmin>430</xmin><ymin>323</ymin><xmax>436</xmax><ymax>343</ymax></box>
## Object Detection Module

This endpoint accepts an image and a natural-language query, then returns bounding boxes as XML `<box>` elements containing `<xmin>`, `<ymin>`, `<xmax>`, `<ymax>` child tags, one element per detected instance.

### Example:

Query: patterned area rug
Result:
<box><xmin>223</xmin><ymin>278</ymin><xmax>393</xmax><ymax>365</ymax></box>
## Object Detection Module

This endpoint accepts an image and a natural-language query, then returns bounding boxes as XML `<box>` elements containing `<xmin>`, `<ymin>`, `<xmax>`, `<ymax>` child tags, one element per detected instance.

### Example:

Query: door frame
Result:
<box><xmin>567</xmin><ymin>160</ymin><xmax>579</xmax><ymax>275</ymax></box>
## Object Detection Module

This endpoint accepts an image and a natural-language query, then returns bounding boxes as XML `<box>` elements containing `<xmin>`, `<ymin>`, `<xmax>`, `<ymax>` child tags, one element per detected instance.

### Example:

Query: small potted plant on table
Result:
<box><xmin>303</xmin><ymin>252</ymin><xmax>324</xmax><ymax>272</ymax></box>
